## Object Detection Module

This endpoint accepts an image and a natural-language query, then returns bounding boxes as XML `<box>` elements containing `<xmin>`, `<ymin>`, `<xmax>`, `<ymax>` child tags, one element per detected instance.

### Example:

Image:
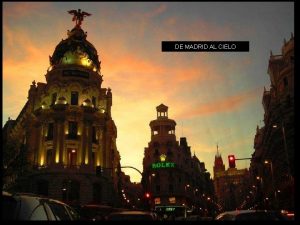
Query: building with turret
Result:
<box><xmin>3</xmin><ymin>9</ymin><xmax>121</xmax><ymax>206</ymax></box>
<box><xmin>213</xmin><ymin>147</ymin><xmax>250</xmax><ymax>211</ymax></box>
<box><xmin>142</xmin><ymin>104</ymin><xmax>214</xmax><ymax>217</ymax></box>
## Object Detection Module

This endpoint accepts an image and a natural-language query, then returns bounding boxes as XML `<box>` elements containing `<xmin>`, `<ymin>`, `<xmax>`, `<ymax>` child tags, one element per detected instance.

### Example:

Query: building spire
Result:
<box><xmin>216</xmin><ymin>143</ymin><xmax>220</xmax><ymax>157</ymax></box>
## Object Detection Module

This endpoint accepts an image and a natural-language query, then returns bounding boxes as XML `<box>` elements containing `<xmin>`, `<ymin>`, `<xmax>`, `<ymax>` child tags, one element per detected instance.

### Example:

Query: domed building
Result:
<box><xmin>3</xmin><ymin>10</ymin><xmax>122</xmax><ymax>206</ymax></box>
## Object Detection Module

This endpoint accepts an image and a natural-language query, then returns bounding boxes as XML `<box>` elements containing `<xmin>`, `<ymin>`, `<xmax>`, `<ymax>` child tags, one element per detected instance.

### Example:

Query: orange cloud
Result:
<box><xmin>3</xmin><ymin>2</ymin><xmax>50</xmax><ymax>18</ymax></box>
<box><xmin>176</xmin><ymin>87</ymin><xmax>260</xmax><ymax>119</ymax></box>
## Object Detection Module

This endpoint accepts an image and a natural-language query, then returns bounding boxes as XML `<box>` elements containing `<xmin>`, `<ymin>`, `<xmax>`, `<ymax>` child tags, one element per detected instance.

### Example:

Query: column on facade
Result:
<box><xmin>100</xmin><ymin>127</ymin><xmax>106</xmax><ymax>167</ymax></box>
<box><xmin>37</xmin><ymin>123</ymin><xmax>45</xmax><ymax>166</ymax></box>
<box><xmin>53</xmin><ymin>121</ymin><xmax>60</xmax><ymax>163</ymax></box>
<box><xmin>81</xmin><ymin>121</ymin><xmax>87</xmax><ymax>165</ymax></box>
<box><xmin>58</xmin><ymin>119</ymin><xmax>65</xmax><ymax>164</ymax></box>
<box><xmin>77</xmin><ymin>121</ymin><xmax>83</xmax><ymax>165</ymax></box>
<box><xmin>87</xmin><ymin>121</ymin><xmax>93</xmax><ymax>167</ymax></box>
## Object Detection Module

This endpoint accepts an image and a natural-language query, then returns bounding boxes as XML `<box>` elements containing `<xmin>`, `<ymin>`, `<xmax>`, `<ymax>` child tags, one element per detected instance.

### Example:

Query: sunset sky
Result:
<box><xmin>3</xmin><ymin>2</ymin><xmax>294</xmax><ymax>182</ymax></box>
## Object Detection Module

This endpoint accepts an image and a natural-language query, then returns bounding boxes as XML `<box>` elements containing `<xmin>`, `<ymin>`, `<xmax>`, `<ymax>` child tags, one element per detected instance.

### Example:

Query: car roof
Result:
<box><xmin>219</xmin><ymin>210</ymin><xmax>271</xmax><ymax>215</ymax></box>
<box><xmin>110</xmin><ymin>210</ymin><xmax>152</xmax><ymax>215</ymax></box>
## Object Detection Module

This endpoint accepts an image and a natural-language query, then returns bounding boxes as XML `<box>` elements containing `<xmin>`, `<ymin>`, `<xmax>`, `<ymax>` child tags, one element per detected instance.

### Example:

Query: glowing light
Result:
<box><xmin>72</xmin><ymin>149</ymin><xmax>76</xmax><ymax>153</ymax></box>
<box><xmin>85</xmin><ymin>157</ymin><xmax>88</xmax><ymax>164</ymax></box>
<box><xmin>160</xmin><ymin>154</ymin><xmax>166</xmax><ymax>162</ymax></box>
<box><xmin>55</xmin><ymin>152</ymin><xmax>59</xmax><ymax>163</ymax></box>
<box><xmin>40</xmin><ymin>156</ymin><xmax>44</xmax><ymax>166</ymax></box>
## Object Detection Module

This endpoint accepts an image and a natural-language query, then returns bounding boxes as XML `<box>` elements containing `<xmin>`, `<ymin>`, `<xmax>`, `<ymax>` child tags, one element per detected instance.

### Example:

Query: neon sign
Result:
<box><xmin>151</xmin><ymin>162</ymin><xmax>175</xmax><ymax>169</ymax></box>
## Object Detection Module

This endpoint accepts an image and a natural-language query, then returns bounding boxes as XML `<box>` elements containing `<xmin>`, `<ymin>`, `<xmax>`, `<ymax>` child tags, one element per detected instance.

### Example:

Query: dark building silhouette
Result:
<box><xmin>250</xmin><ymin>34</ymin><xmax>294</xmax><ymax>210</ymax></box>
<box><xmin>213</xmin><ymin>147</ymin><xmax>250</xmax><ymax>211</ymax></box>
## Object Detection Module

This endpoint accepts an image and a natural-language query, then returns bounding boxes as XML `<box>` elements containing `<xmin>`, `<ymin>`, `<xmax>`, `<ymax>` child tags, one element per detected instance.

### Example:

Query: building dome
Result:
<box><xmin>49</xmin><ymin>26</ymin><xmax>100</xmax><ymax>72</ymax></box>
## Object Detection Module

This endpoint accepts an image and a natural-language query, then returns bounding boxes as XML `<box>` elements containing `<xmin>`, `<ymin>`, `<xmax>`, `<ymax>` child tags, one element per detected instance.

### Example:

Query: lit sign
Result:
<box><xmin>166</xmin><ymin>207</ymin><xmax>176</xmax><ymax>212</ymax></box>
<box><xmin>151</xmin><ymin>162</ymin><xmax>175</xmax><ymax>169</ymax></box>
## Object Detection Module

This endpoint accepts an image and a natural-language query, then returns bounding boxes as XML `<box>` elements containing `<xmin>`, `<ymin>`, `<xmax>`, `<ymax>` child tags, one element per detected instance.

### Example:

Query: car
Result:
<box><xmin>79</xmin><ymin>204</ymin><xmax>113</xmax><ymax>220</ymax></box>
<box><xmin>2</xmin><ymin>191</ymin><xmax>79</xmax><ymax>220</ymax></box>
<box><xmin>215</xmin><ymin>210</ymin><xmax>288</xmax><ymax>220</ymax></box>
<box><xmin>106</xmin><ymin>210</ymin><xmax>157</xmax><ymax>220</ymax></box>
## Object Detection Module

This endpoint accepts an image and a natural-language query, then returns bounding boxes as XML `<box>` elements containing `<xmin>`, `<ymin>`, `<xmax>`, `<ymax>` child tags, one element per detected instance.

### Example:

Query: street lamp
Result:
<box><xmin>264</xmin><ymin>160</ymin><xmax>277</xmax><ymax>208</ymax></box>
<box><xmin>272</xmin><ymin>123</ymin><xmax>291</xmax><ymax>179</ymax></box>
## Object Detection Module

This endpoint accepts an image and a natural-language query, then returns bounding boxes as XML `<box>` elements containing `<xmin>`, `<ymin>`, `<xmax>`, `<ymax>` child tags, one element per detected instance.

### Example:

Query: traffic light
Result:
<box><xmin>145</xmin><ymin>192</ymin><xmax>151</xmax><ymax>199</ymax></box>
<box><xmin>228</xmin><ymin>155</ymin><xmax>236</xmax><ymax>168</ymax></box>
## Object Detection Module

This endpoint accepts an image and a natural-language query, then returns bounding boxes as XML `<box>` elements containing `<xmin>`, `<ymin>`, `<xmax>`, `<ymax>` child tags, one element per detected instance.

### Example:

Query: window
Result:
<box><xmin>30</xmin><ymin>205</ymin><xmax>49</xmax><ymax>220</ymax></box>
<box><xmin>92</xmin><ymin>96</ymin><xmax>96</xmax><ymax>107</ymax></box>
<box><xmin>92</xmin><ymin>127</ymin><xmax>97</xmax><ymax>143</ymax></box>
<box><xmin>68</xmin><ymin>149</ymin><xmax>77</xmax><ymax>166</ymax></box>
<box><xmin>51</xmin><ymin>93</ymin><xmax>57</xmax><ymax>106</ymax></box>
<box><xmin>46</xmin><ymin>149</ymin><xmax>53</xmax><ymax>166</ymax></box>
<box><xmin>47</xmin><ymin>202</ymin><xmax>71</xmax><ymax>220</ymax></box>
<box><xmin>71</xmin><ymin>91</ymin><xmax>78</xmax><ymax>105</ymax></box>
<box><xmin>68</xmin><ymin>122</ymin><xmax>77</xmax><ymax>139</ymax></box>
<box><xmin>47</xmin><ymin>123</ymin><xmax>54</xmax><ymax>140</ymax></box>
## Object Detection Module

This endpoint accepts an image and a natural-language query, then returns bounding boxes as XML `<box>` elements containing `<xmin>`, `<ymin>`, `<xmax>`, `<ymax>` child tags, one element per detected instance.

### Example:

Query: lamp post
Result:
<box><xmin>264</xmin><ymin>160</ymin><xmax>277</xmax><ymax>209</ymax></box>
<box><xmin>272</xmin><ymin>123</ymin><xmax>291</xmax><ymax>179</ymax></box>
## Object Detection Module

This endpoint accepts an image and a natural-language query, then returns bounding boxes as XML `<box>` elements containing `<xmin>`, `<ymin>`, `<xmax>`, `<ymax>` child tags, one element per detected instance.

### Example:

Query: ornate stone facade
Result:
<box><xmin>3</xmin><ymin>14</ymin><xmax>121</xmax><ymax>206</ymax></box>
<box><xmin>142</xmin><ymin>104</ymin><xmax>214</xmax><ymax>216</ymax></box>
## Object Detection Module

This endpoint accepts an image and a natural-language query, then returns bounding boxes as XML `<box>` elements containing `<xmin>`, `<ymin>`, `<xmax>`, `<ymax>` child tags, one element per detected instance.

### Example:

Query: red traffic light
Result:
<box><xmin>145</xmin><ymin>192</ymin><xmax>151</xmax><ymax>198</ymax></box>
<box><xmin>228</xmin><ymin>155</ymin><xmax>236</xmax><ymax>168</ymax></box>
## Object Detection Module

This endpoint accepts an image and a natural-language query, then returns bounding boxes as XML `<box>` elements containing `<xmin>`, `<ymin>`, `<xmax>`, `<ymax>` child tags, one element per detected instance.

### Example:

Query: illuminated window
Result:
<box><xmin>68</xmin><ymin>149</ymin><xmax>77</xmax><ymax>166</ymax></box>
<box><xmin>51</xmin><ymin>93</ymin><xmax>57</xmax><ymax>106</ymax></box>
<box><xmin>47</xmin><ymin>123</ymin><xmax>54</xmax><ymax>140</ymax></box>
<box><xmin>71</xmin><ymin>92</ymin><xmax>79</xmax><ymax>105</ymax></box>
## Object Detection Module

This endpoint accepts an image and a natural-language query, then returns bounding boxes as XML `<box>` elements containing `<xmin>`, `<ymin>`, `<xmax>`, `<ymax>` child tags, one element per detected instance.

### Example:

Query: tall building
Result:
<box><xmin>142</xmin><ymin>104</ymin><xmax>214</xmax><ymax>216</ymax></box>
<box><xmin>250</xmin><ymin>34</ymin><xmax>294</xmax><ymax>210</ymax></box>
<box><xmin>213</xmin><ymin>148</ymin><xmax>250</xmax><ymax>211</ymax></box>
<box><xmin>3</xmin><ymin>10</ymin><xmax>121</xmax><ymax>206</ymax></box>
